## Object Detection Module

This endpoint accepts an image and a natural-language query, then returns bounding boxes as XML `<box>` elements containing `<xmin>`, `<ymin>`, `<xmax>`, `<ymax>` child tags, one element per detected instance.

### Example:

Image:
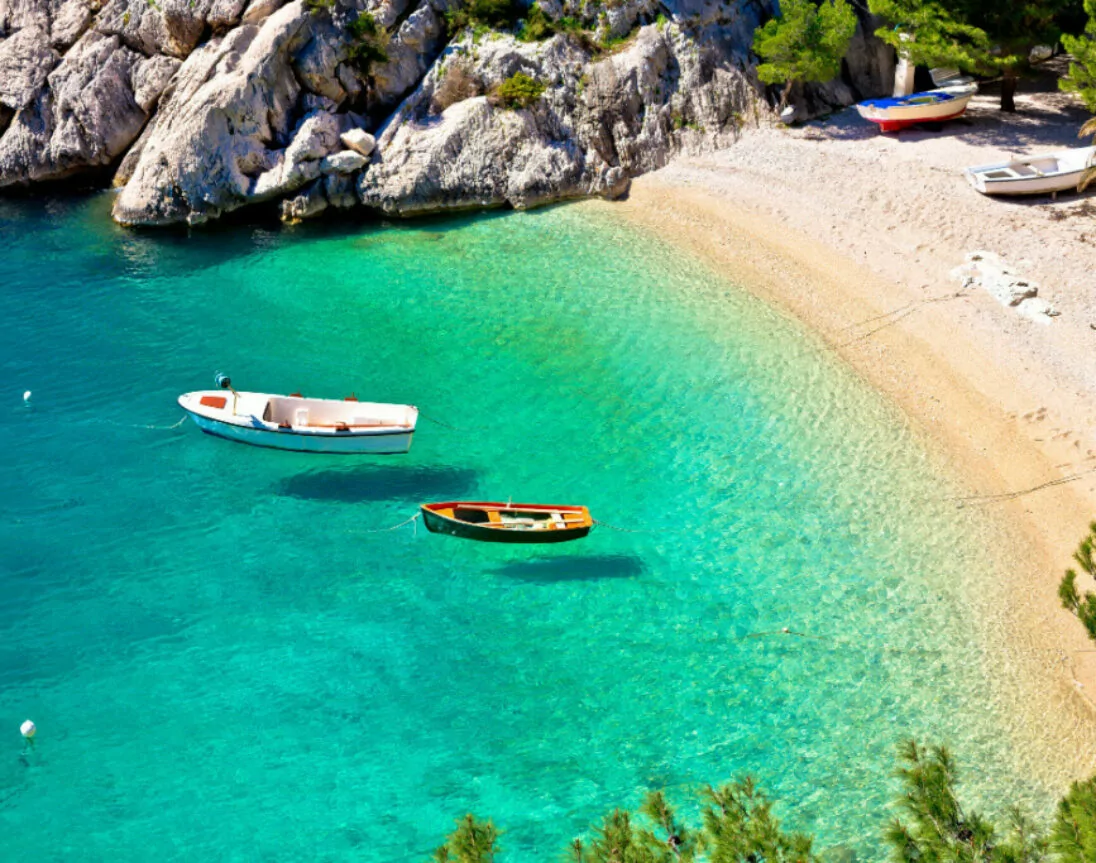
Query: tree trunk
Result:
<box><xmin>779</xmin><ymin>80</ymin><xmax>794</xmax><ymax>111</ymax></box>
<box><xmin>1000</xmin><ymin>69</ymin><xmax>1018</xmax><ymax>112</ymax></box>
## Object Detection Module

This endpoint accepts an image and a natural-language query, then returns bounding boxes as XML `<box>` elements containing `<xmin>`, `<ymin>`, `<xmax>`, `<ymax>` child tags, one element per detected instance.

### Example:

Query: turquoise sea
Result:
<box><xmin>0</xmin><ymin>194</ymin><xmax>1052</xmax><ymax>860</ymax></box>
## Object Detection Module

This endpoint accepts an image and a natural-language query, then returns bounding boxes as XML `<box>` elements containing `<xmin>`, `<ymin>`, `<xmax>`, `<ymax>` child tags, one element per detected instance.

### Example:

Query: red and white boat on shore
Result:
<box><xmin>856</xmin><ymin>83</ymin><xmax>977</xmax><ymax>133</ymax></box>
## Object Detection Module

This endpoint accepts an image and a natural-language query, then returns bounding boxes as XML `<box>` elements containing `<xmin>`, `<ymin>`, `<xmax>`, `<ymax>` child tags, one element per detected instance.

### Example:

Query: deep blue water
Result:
<box><xmin>0</xmin><ymin>193</ymin><xmax>1050</xmax><ymax>860</ymax></box>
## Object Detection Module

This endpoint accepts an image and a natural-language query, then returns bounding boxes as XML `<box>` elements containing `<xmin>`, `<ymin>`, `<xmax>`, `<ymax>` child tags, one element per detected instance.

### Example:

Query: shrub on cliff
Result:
<box><xmin>491</xmin><ymin>72</ymin><xmax>546</xmax><ymax>109</ymax></box>
<box><xmin>346</xmin><ymin>12</ymin><xmax>389</xmax><ymax>73</ymax></box>
<box><xmin>431</xmin><ymin>59</ymin><xmax>484</xmax><ymax>113</ymax></box>
<box><xmin>518</xmin><ymin>4</ymin><xmax>555</xmax><ymax>40</ymax></box>
<box><xmin>752</xmin><ymin>0</ymin><xmax>857</xmax><ymax>110</ymax></box>
<box><xmin>446</xmin><ymin>0</ymin><xmax>522</xmax><ymax>33</ymax></box>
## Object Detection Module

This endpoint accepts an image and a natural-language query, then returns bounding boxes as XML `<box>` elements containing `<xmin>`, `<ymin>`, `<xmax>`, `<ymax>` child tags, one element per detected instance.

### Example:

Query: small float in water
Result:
<box><xmin>964</xmin><ymin>146</ymin><xmax>1096</xmax><ymax>196</ymax></box>
<box><xmin>420</xmin><ymin>501</ymin><xmax>594</xmax><ymax>544</ymax></box>
<box><xmin>178</xmin><ymin>374</ymin><xmax>418</xmax><ymax>454</ymax></box>
<box><xmin>856</xmin><ymin>84</ymin><xmax>976</xmax><ymax>133</ymax></box>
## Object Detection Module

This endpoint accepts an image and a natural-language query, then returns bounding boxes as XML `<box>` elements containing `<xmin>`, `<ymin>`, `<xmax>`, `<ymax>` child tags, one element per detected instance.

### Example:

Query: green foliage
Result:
<box><xmin>304</xmin><ymin>0</ymin><xmax>333</xmax><ymax>12</ymax></box>
<box><xmin>655</xmin><ymin>12</ymin><xmax>668</xmax><ymax>30</ymax></box>
<box><xmin>571</xmin><ymin>785</ymin><xmax>813</xmax><ymax>863</ymax></box>
<box><xmin>431</xmin><ymin>814</ymin><xmax>500</xmax><ymax>863</ymax></box>
<box><xmin>518</xmin><ymin>4</ymin><xmax>555</xmax><ymax>41</ymax></box>
<box><xmin>447</xmin><ymin>0</ymin><xmax>521</xmax><ymax>33</ymax></box>
<box><xmin>346</xmin><ymin>11</ymin><xmax>389</xmax><ymax>73</ymax></box>
<box><xmin>960</xmin><ymin>0</ymin><xmax>1069</xmax><ymax>59</ymax></box>
<box><xmin>577</xmin><ymin>808</ymin><xmax>670</xmax><ymax>863</ymax></box>
<box><xmin>752</xmin><ymin>0</ymin><xmax>857</xmax><ymax>108</ymax></box>
<box><xmin>1062</xmin><ymin>0</ymin><xmax>1096</xmax><ymax>114</ymax></box>
<box><xmin>1052</xmin><ymin>776</ymin><xmax>1096</xmax><ymax>863</ymax></box>
<box><xmin>884</xmin><ymin>740</ymin><xmax>1045</xmax><ymax>863</ymax></box>
<box><xmin>868</xmin><ymin>0</ymin><xmax>991</xmax><ymax>70</ymax></box>
<box><xmin>1060</xmin><ymin>522</ymin><xmax>1096</xmax><ymax>641</ymax></box>
<box><xmin>699</xmin><ymin>778</ymin><xmax>816</xmax><ymax>863</ymax></box>
<box><xmin>493</xmin><ymin>71</ymin><xmax>545</xmax><ymax>109</ymax></box>
<box><xmin>871</xmin><ymin>0</ymin><xmax>1075</xmax><ymax>110</ymax></box>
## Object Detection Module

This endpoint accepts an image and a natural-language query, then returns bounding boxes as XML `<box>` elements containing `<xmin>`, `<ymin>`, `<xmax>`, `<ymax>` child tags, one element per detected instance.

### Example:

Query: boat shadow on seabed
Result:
<box><xmin>488</xmin><ymin>554</ymin><xmax>646</xmax><ymax>583</ymax></box>
<box><xmin>276</xmin><ymin>465</ymin><xmax>479</xmax><ymax>504</ymax></box>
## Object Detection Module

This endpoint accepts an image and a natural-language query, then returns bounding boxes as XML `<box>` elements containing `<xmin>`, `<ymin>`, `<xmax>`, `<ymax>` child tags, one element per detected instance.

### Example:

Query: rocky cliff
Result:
<box><xmin>0</xmin><ymin>0</ymin><xmax>893</xmax><ymax>226</ymax></box>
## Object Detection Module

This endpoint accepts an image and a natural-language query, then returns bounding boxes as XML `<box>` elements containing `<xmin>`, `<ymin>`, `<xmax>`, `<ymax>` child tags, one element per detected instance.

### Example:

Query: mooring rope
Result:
<box><xmin>360</xmin><ymin>512</ymin><xmax>420</xmax><ymax>535</ymax></box>
<box><xmin>104</xmin><ymin>415</ymin><xmax>189</xmax><ymax>431</ymax></box>
<box><xmin>592</xmin><ymin>518</ymin><xmax>674</xmax><ymax>534</ymax></box>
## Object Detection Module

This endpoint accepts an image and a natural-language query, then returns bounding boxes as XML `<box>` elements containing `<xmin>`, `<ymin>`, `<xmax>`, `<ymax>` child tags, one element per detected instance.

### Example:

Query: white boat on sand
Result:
<box><xmin>964</xmin><ymin>146</ymin><xmax>1096</xmax><ymax>196</ymax></box>
<box><xmin>178</xmin><ymin>379</ymin><xmax>418</xmax><ymax>454</ymax></box>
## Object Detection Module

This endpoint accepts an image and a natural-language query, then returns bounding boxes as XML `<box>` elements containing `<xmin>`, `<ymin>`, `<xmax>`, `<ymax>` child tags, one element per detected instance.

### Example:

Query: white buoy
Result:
<box><xmin>23</xmin><ymin>391</ymin><xmax>31</xmax><ymax>404</ymax></box>
<box><xmin>20</xmin><ymin>720</ymin><xmax>36</xmax><ymax>739</ymax></box>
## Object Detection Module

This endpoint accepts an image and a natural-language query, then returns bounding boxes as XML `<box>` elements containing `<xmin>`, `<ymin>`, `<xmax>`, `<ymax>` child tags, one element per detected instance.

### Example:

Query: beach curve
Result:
<box><xmin>587</xmin><ymin>82</ymin><xmax>1096</xmax><ymax>787</ymax></box>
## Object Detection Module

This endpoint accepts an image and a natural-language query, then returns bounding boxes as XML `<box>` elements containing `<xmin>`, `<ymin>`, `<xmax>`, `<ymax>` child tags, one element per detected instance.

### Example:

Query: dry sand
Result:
<box><xmin>582</xmin><ymin>72</ymin><xmax>1096</xmax><ymax>788</ymax></box>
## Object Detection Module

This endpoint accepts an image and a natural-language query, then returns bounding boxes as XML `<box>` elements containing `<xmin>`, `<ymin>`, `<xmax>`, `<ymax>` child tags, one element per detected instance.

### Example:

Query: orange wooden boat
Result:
<box><xmin>420</xmin><ymin>501</ymin><xmax>594</xmax><ymax>544</ymax></box>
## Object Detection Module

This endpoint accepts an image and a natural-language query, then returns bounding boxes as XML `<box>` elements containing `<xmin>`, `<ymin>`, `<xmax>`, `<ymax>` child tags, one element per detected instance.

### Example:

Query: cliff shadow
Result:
<box><xmin>490</xmin><ymin>554</ymin><xmax>646</xmax><ymax>583</ymax></box>
<box><xmin>277</xmin><ymin>464</ymin><xmax>479</xmax><ymax>503</ymax></box>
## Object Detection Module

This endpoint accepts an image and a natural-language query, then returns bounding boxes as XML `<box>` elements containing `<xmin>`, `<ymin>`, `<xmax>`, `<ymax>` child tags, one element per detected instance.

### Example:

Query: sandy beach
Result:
<box><xmin>587</xmin><ymin>71</ymin><xmax>1096</xmax><ymax>786</ymax></box>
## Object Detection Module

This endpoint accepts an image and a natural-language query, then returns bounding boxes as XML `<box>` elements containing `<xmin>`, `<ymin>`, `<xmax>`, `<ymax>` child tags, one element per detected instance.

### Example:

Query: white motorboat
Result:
<box><xmin>178</xmin><ymin>376</ymin><xmax>418</xmax><ymax>454</ymax></box>
<box><xmin>964</xmin><ymin>146</ymin><xmax>1096</xmax><ymax>196</ymax></box>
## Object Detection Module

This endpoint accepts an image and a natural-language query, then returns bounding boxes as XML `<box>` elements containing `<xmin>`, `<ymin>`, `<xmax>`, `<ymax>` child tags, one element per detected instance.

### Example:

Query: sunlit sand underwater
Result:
<box><xmin>0</xmin><ymin>195</ymin><xmax>1054</xmax><ymax>859</ymax></box>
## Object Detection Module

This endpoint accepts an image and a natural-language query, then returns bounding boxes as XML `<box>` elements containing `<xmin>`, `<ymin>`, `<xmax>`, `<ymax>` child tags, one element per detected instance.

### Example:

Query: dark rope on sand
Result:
<box><xmin>831</xmin><ymin>289</ymin><xmax>971</xmax><ymax>350</ymax></box>
<box><xmin>949</xmin><ymin>466</ymin><xmax>1096</xmax><ymax>506</ymax></box>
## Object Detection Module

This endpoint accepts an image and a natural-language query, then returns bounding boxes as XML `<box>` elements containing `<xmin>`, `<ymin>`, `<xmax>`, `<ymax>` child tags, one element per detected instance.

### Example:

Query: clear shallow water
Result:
<box><xmin>0</xmin><ymin>195</ymin><xmax>1050</xmax><ymax>860</ymax></box>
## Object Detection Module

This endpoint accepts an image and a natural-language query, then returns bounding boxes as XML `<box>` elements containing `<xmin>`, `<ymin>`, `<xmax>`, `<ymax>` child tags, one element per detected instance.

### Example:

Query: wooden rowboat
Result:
<box><xmin>420</xmin><ymin>501</ymin><xmax>594</xmax><ymax>544</ymax></box>
<box><xmin>178</xmin><ymin>384</ymin><xmax>418</xmax><ymax>454</ymax></box>
<box><xmin>964</xmin><ymin>146</ymin><xmax>1096</xmax><ymax>196</ymax></box>
<box><xmin>856</xmin><ymin>85</ymin><xmax>976</xmax><ymax>133</ymax></box>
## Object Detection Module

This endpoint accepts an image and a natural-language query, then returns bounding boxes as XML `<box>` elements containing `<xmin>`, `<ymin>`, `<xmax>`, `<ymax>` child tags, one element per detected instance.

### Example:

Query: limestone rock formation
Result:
<box><xmin>0</xmin><ymin>0</ymin><xmax>895</xmax><ymax>224</ymax></box>
<box><xmin>359</xmin><ymin>20</ymin><xmax>766</xmax><ymax>215</ymax></box>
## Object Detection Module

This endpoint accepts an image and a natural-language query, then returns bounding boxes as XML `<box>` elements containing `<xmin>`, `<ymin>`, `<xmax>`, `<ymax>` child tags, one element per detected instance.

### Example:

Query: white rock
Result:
<box><xmin>321</xmin><ymin>150</ymin><xmax>367</xmax><ymax>174</ymax></box>
<box><xmin>340</xmin><ymin>128</ymin><xmax>375</xmax><ymax>157</ymax></box>
<box><xmin>0</xmin><ymin>32</ymin><xmax>151</xmax><ymax>186</ymax></box>
<box><xmin>112</xmin><ymin>1</ymin><xmax>315</xmax><ymax>225</ymax></box>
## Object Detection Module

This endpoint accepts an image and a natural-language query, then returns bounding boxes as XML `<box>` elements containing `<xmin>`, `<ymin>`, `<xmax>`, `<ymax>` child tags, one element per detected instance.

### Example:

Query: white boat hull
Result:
<box><xmin>178</xmin><ymin>390</ymin><xmax>418</xmax><ymax>454</ymax></box>
<box><xmin>964</xmin><ymin>147</ymin><xmax>1096</xmax><ymax>196</ymax></box>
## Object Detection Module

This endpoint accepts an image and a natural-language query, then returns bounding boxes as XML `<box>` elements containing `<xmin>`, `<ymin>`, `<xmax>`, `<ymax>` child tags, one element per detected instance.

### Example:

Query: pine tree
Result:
<box><xmin>431</xmin><ymin>814</ymin><xmax>501</xmax><ymax>863</ymax></box>
<box><xmin>1062</xmin><ymin>0</ymin><xmax>1096</xmax><ymax>112</ymax></box>
<box><xmin>1052</xmin><ymin>777</ymin><xmax>1096</xmax><ymax>863</ymax></box>
<box><xmin>1059</xmin><ymin>521</ymin><xmax>1096</xmax><ymax>641</ymax></box>
<box><xmin>884</xmin><ymin>740</ymin><xmax>1046</xmax><ymax>863</ymax></box>
<box><xmin>699</xmin><ymin>778</ymin><xmax>816</xmax><ymax>863</ymax></box>
<box><xmin>752</xmin><ymin>0</ymin><xmax>858</xmax><ymax>110</ymax></box>
<box><xmin>958</xmin><ymin>0</ymin><xmax>1072</xmax><ymax>111</ymax></box>
<box><xmin>868</xmin><ymin>0</ymin><xmax>990</xmax><ymax>71</ymax></box>
<box><xmin>870</xmin><ymin>0</ymin><xmax>1076</xmax><ymax>110</ymax></box>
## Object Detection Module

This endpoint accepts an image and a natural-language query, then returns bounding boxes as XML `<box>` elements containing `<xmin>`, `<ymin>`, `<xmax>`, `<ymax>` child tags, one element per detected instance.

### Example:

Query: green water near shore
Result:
<box><xmin>0</xmin><ymin>194</ymin><xmax>1051</xmax><ymax>860</ymax></box>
